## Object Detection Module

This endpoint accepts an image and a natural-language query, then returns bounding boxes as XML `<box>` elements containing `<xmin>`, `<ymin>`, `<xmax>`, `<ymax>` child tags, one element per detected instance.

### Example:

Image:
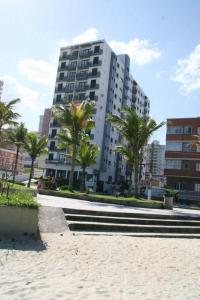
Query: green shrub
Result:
<box><xmin>0</xmin><ymin>192</ymin><xmax>39</xmax><ymax>208</ymax></box>
<box><xmin>59</xmin><ymin>185</ymin><xmax>69</xmax><ymax>191</ymax></box>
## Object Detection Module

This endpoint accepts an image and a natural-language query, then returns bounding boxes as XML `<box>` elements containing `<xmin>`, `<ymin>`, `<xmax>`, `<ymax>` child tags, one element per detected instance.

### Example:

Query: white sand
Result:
<box><xmin>1</xmin><ymin>232</ymin><xmax>200</xmax><ymax>300</ymax></box>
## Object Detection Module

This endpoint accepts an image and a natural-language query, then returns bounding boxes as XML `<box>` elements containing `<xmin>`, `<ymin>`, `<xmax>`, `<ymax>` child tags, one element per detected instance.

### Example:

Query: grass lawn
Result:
<box><xmin>0</xmin><ymin>191</ymin><xmax>39</xmax><ymax>208</ymax></box>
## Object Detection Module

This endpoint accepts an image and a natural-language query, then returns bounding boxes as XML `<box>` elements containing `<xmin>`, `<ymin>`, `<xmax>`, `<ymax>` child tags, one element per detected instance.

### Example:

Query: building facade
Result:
<box><xmin>164</xmin><ymin>117</ymin><xmax>200</xmax><ymax>192</ymax></box>
<box><xmin>145</xmin><ymin>140</ymin><xmax>165</xmax><ymax>187</ymax></box>
<box><xmin>38</xmin><ymin>108</ymin><xmax>51</xmax><ymax>138</ymax></box>
<box><xmin>0</xmin><ymin>148</ymin><xmax>23</xmax><ymax>174</ymax></box>
<box><xmin>0</xmin><ymin>80</ymin><xmax>3</xmax><ymax>100</ymax></box>
<box><xmin>45</xmin><ymin>39</ymin><xmax>150</xmax><ymax>191</ymax></box>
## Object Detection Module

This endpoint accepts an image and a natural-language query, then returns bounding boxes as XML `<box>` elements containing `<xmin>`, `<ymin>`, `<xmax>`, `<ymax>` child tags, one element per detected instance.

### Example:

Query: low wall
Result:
<box><xmin>0</xmin><ymin>206</ymin><xmax>38</xmax><ymax>236</ymax></box>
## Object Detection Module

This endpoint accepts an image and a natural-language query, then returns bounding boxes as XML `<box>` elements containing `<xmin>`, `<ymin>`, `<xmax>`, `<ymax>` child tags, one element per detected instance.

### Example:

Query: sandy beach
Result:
<box><xmin>1</xmin><ymin>231</ymin><xmax>200</xmax><ymax>300</ymax></box>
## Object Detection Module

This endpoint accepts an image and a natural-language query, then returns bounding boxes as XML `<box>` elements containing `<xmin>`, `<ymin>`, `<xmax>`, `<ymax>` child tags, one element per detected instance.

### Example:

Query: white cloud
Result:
<box><xmin>171</xmin><ymin>44</ymin><xmax>200</xmax><ymax>93</ymax></box>
<box><xmin>59</xmin><ymin>27</ymin><xmax>98</xmax><ymax>48</ymax></box>
<box><xmin>0</xmin><ymin>75</ymin><xmax>44</xmax><ymax>113</ymax></box>
<box><xmin>109</xmin><ymin>38</ymin><xmax>161</xmax><ymax>65</ymax></box>
<box><xmin>18</xmin><ymin>59</ymin><xmax>56</xmax><ymax>87</ymax></box>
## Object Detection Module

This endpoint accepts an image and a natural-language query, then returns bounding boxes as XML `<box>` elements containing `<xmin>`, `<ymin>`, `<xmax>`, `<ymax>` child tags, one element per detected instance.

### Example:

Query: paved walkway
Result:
<box><xmin>37</xmin><ymin>194</ymin><xmax>200</xmax><ymax>217</ymax></box>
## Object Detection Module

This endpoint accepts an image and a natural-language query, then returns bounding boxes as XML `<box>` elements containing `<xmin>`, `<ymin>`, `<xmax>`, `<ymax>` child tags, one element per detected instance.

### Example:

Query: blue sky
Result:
<box><xmin>1</xmin><ymin>0</ymin><xmax>200</xmax><ymax>144</ymax></box>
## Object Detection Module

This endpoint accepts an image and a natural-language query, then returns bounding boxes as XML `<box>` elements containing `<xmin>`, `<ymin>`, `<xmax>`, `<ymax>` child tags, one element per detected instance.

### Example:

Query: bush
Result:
<box><xmin>0</xmin><ymin>192</ymin><xmax>39</xmax><ymax>208</ymax></box>
<box><xmin>59</xmin><ymin>185</ymin><xmax>69</xmax><ymax>191</ymax></box>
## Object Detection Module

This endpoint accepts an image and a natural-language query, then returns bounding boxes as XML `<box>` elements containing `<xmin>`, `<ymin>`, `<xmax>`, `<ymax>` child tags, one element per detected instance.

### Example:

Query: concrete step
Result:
<box><xmin>63</xmin><ymin>208</ymin><xmax>200</xmax><ymax>221</ymax></box>
<box><xmin>72</xmin><ymin>231</ymin><xmax>200</xmax><ymax>239</ymax></box>
<box><xmin>65</xmin><ymin>214</ymin><xmax>200</xmax><ymax>227</ymax></box>
<box><xmin>67</xmin><ymin>221</ymin><xmax>200</xmax><ymax>234</ymax></box>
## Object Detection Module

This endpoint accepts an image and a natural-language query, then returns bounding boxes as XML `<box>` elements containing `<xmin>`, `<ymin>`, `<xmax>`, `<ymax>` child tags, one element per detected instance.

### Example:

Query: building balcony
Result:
<box><xmin>89</xmin><ymin>83</ymin><xmax>99</xmax><ymax>90</ymax></box>
<box><xmin>59</xmin><ymin>53</ymin><xmax>78</xmax><ymax>61</ymax></box>
<box><xmin>75</xmin><ymin>85</ymin><xmax>89</xmax><ymax>92</ymax></box>
<box><xmin>66</xmin><ymin>64</ymin><xmax>77</xmax><ymax>71</ymax></box>
<box><xmin>49</xmin><ymin>121</ymin><xmax>59</xmax><ymax>128</ymax></box>
<box><xmin>92</xmin><ymin>49</ymin><xmax>103</xmax><ymax>56</ymax></box>
<box><xmin>78</xmin><ymin>62</ymin><xmax>92</xmax><ymax>69</ymax></box>
<box><xmin>132</xmin><ymin>87</ymin><xmax>137</xmax><ymax>94</ymax></box>
<box><xmin>165</xmin><ymin>151</ymin><xmax>200</xmax><ymax>159</ymax></box>
<box><xmin>88</xmin><ymin>71</ymin><xmax>100</xmax><ymax>78</ymax></box>
<box><xmin>45</xmin><ymin>159</ymin><xmax>71</xmax><ymax>165</ymax></box>
<box><xmin>92</xmin><ymin>60</ymin><xmax>102</xmax><ymax>67</ymax></box>
<box><xmin>79</xmin><ymin>50</ymin><xmax>92</xmax><ymax>58</ymax></box>
<box><xmin>76</xmin><ymin>73</ymin><xmax>88</xmax><ymax>80</ymax></box>
<box><xmin>164</xmin><ymin>168</ymin><xmax>200</xmax><ymax>178</ymax></box>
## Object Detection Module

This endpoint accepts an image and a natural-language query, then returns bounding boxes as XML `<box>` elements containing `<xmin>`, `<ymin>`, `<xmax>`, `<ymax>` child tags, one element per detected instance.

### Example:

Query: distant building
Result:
<box><xmin>0</xmin><ymin>80</ymin><xmax>3</xmax><ymax>100</ymax></box>
<box><xmin>38</xmin><ymin>108</ymin><xmax>51</xmax><ymax>138</ymax></box>
<box><xmin>0</xmin><ymin>148</ymin><xmax>23</xmax><ymax>174</ymax></box>
<box><xmin>145</xmin><ymin>140</ymin><xmax>165</xmax><ymax>187</ymax></box>
<box><xmin>164</xmin><ymin>117</ymin><xmax>200</xmax><ymax>192</ymax></box>
<box><xmin>45</xmin><ymin>39</ymin><xmax>150</xmax><ymax>191</ymax></box>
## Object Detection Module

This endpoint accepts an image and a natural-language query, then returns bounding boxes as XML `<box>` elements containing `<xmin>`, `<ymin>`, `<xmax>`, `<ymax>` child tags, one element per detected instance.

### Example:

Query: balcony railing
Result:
<box><xmin>92</xmin><ymin>60</ymin><xmax>102</xmax><ymax>67</ymax></box>
<box><xmin>88</xmin><ymin>71</ymin><xmax>100</xmax><ymax>78</ymax></box>
<box><xmin>75</xmin><ymin>85</ymin><xmax>89</xmax><ymax>92</ymax></box>
<box><xmin>78</xmin><ymin>62</ymin><xmax>92</xmax><ymax>69</ymax></box>
<box><xmin>89</xmin><ymin>83</ymin><xmax>99</xmax><ymax>90</ymax></box>
<box><xmin>45</xmin><ymin>159</ymin><xmax>71</xmax><ymax>165</ymax></box>
<box><xmin>79</xmin><ymin>50</ymin><xmax>92</xmax><ymax>58</ymax></box>
<box><xmin>76</xmin><ymin>73</ymin><xmax>88</xmax><ymax>80</ymax></box>
<box><xmin>59</xmin><ymin>53</ymin><xmax>78</xmax><ymax>61</ymax></box>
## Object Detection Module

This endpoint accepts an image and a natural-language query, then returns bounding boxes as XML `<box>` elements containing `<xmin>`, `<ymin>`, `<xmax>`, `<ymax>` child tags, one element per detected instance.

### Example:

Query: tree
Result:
<box><xmin>6</xmin><ymin>123</ymin><xmax>27</xmax><ymax>183</ymax></box>
<box><xmin>55</xmin><ymin>100</ymin><xmax>95</xmax><ymax>190</ymax></box>
<box><xmin>24</xmin><ymin>132</ymin><xmax>48</xmax><ymax>188</ymax></box>
<box><xmin>0</xmin><ymin>99</ymin><xmax>20</xmax><ymax>145</ymax></box>
<box><xmin>76</xmin><ymin>138</ymin><xmax>99</xmax><ymax>192</ymax></box>
<box><xmin>107</xmin><ymin>107</ymin><xmax>164</xmax><ymax>195</ymax></box>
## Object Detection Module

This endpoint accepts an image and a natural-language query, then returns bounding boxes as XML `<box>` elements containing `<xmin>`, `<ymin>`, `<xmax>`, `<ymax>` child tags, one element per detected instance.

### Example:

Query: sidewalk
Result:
<box><xmin>37</xmin><ymin>194</ymin><xmax>200</xmax><ymax>217</ymax></box>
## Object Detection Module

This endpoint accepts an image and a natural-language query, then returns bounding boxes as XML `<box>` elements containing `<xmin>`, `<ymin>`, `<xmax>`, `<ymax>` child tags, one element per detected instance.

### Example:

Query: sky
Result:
<box><xmin>1</xmin><ymin>0</ymin><xmax>200</xmax><ymax>144</ymax></box>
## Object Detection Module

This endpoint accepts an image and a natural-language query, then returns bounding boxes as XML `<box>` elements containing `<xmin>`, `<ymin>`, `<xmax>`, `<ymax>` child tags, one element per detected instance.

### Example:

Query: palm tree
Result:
<box><xmin>107</xmin><ymin>107</ymin><xmax>164</xmax><ymax>195</ymax></box>
<box><xmin>6</xmin><ymin>123</ymin><xmax>27</xmax><ymax>183</ymax></box>
<box><xmin>0</xmin><ymin>99</ymin><xmax>20</xmax><ymax>145</ymax></box>
<box><xmin>55</xmin><ymin>100</ymin><xmax>95</xmax><ymax>190</ymax></box>
<box><xmin>76</xmin><ymin>138</ymin><xmax>99</xmax><ymax>192</ymax></box>
<box><xmin>24</xmin><ymin>132</ymin><xmax>48</xmax><ymax>188</ymax></box>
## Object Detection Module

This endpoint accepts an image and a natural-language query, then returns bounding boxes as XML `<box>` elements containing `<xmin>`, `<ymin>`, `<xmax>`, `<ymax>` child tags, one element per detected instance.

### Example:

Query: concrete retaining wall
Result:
<box><xmin>0</xmin><ymin>206</ymin><xmax>38</xmax><ymax>236</ymax></box>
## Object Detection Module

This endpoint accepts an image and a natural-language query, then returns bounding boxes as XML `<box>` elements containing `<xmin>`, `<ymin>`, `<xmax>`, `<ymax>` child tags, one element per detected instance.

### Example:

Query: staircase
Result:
<box><xmin>63</xmin><ymin>208</ymin><xmax>200</xmax><ymax>238</ymax></box>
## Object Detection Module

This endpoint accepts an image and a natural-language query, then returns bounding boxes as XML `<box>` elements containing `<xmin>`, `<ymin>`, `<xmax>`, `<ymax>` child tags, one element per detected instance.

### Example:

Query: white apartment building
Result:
<box><xmin>145</xmin><ymin>140</ymin><xmax>165</xmax><ymax>187</ymax></box>
<box><xmin>0</xmin><ymin>80</ymin><xmax>3</xmax><ymax>100</ymax></box>
<box><xmin>45</xmin><ymin>40</ymin><xmax>150</xmax><ymax>191</ymax></box>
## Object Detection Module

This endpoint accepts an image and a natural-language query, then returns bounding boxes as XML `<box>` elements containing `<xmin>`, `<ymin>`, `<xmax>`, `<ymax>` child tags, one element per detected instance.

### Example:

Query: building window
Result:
<box><xmin>60</xmin><ymin>62</ymin><xmax>66</xmax><ymax>69</ymax></box>
<box><xmin>165</xmin><ymin>159</ymin><xmax>181</xmax><ymax>169</ymax></box>
<box><xmin>93</xmin><ymin>57</ymin><xmax>99</xmax><ymax>65</ymax></box>
<box><xmin>49</xmin><ymin>141</ymin><xmax>55</xmax><ymax>151</ymax></box>
<box><xmin>184</xmin><ymin>126</ymin><xmax>192</xmax><ymax>134</ymax></box>
<box><xmin>167</xmin><ymin>126</ymin><xmax>183</xmax><ymax>134</ymax></box>
<box><xmin>89</xmin><ymin>91</ymin><xmax>95</xmax><ymax>100</ymax></box>
<box><xmin>195</xmin><ymin>184</ymin><xmax>200</xmax><ymax>192</ymax></box>
<box><xmin>56</xmin><ymin>94</ymin><xmax>61</xmax><ymax>103</ymax></box>
<box><xmin>48</xmin><ymin>153</ymin><xmax>54</xmax><ymax>160</ymax></box>
<box><xmin>57</xmin><ymin>83</ymin><xmax>63</xmax><ymax>91</ymax></box>
<box><xmin>196</xmin><ymin>163</ymin><xmax>200</xmax><ymax>171</ymax></box>
<box><xmin>59</xmin><ymin>72</ymin><xmax>64</xmax><ymax>80</ymax></box>
<box><xmin>94</xmin><ymin>45</ymin><xmax>100</xmax><ymax>54</ymax></box>
<box><xmin>182</xmin><ymin>161</ymin><xmax>190</xmax><ymax>170</ymax></box>
<box><xmin>90</xmin><ymin>79</ymin><xmax>96</xmax><ymax>88</ymax></box>
<box><xmin>182</xmin><ymin>142</ymin><xmax>192</xmax><ymax>152</ymax></box>
<box><xmin>197</xmin><ymin>127</ymin><xmax>200</xmax><ymax>134</ymax></box>
<box><xmin>175</xmin><ymin>183</ymin><xmax>185</xmax><ymax>191</ymax></box>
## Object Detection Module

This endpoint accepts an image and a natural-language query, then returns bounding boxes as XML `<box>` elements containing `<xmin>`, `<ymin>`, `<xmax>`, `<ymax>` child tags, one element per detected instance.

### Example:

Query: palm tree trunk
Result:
<box><xmin>69</xmin><ymin>143</ymin><xmax>77</xmax><ymax>191</ymax></box>
<box><xmin>27</xmin><ymin>158</ymin><xmax>34</xmax><ymax>188</ymax></box>
<box><xmin>13</xmin><ymin>146</ymin><xmax>19</xmax><ymax>183</ymax></box>
<box><xmin>134</xmin><ymin>161</ymin><xmax>139</xmax><ymax>196</ymax></box>
<box><xmin>80</xmin><ymin>167</ymin><xmax>86</xmax><ymax>192</ymax></box>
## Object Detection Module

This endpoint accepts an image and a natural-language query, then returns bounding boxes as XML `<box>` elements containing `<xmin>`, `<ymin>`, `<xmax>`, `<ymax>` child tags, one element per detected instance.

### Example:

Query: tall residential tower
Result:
<box><xmin>45</xmin><ymin>40</ymin><xmax>150</xmax><ymax>191</ymax></box>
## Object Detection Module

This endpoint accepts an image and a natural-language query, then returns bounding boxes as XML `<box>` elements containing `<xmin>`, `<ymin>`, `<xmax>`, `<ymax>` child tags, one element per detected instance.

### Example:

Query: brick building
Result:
<box><xmin>164</xmin><ymin>117</ymin><xmax>200</xmax><ymax>192</ymax></box>
<box><xmin>0</xmin><ymin>148</ymin><xmax>23</xmax><ymax>174</ymax></box>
